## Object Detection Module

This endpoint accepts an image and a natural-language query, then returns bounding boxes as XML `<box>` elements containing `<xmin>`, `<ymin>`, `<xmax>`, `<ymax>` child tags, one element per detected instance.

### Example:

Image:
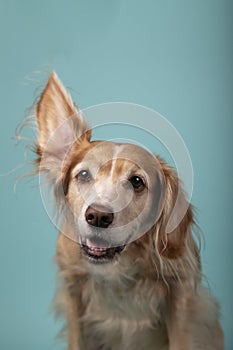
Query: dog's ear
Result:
<box><xmin>36</xmin><ymin>72</ymin><xmax>91</xmax><ymax>163</ymax></box>
<box><xmin>154</xmin><ymin>163</ymin><xmax>194</xmax><ymax>259</ymax></box>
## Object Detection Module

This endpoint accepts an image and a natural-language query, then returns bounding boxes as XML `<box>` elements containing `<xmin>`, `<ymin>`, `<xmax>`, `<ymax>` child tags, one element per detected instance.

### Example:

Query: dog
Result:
<box><xmin>33</xmin><ymin>72</ymin><xmax>223</xmax><ymax>350</ymax></box>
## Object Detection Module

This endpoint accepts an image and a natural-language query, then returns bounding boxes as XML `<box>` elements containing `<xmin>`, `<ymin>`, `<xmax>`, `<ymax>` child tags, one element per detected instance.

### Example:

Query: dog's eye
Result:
<box><xmin>76</xmin><ymin>170</ymin><xmax>91</xmax><ymax>183</ymax></box>
<box><xmin>129</xmin><ymin>176</ymin><xmax>145</xmax><ymax>192</ymax></box>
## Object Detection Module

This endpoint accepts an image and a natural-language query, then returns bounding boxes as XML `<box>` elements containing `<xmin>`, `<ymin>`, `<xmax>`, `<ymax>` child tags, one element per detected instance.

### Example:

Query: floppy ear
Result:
<box><xmin>36</xmin><ymin>72</ymin><xmax>91</xmax><ymax>178</ymax></box>
<box><xmin>154</xmin><ymin>162</ymin><xmax>194</xmax><ymax>259</ymax></box>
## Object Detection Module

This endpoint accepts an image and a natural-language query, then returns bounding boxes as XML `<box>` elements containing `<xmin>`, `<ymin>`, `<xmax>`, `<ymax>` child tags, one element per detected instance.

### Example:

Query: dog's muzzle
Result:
<box><xmin>81</xmin><ymin>204</ymin><xmax>125</xmax><ymax>263</ymax></box>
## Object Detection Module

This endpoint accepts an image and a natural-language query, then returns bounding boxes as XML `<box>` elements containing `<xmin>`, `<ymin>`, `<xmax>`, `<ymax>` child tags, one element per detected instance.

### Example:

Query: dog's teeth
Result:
<box><xmin>86</xmin><ymin>239</ymin><xmax>106</xmax><ymax>250</ymax></box>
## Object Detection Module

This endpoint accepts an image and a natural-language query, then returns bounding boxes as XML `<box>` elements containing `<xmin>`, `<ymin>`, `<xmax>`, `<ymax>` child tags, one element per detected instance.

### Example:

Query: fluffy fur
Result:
<box><xmin>33</xmin><ymin>72</ymin><xmax>223</xmax><ymax>350</ymax></box>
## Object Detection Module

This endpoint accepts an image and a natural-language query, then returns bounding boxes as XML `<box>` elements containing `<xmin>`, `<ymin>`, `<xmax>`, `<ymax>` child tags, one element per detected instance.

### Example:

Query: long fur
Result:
<box><xmin>31</xmin><ymin>72</ymin><xmax>223</xmax><ymax>350</ymax></box>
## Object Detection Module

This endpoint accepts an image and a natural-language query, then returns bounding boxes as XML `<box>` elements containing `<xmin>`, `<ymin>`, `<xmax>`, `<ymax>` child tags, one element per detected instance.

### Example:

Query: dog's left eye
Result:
<box><xmin>129</xmin><ymin>176</ymin><xmax>145</xmax><ymax>192</ymax></box>
<box><xmin>76</xmin><ymin>170</ymin><xmax>91</xmax><ymax>183</ymax></box>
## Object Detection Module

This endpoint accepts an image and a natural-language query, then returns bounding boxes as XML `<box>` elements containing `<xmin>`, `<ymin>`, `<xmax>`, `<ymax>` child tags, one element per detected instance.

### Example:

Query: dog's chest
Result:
<box><xmin>82</xmin><ymin>278</ymin><xmax>169</xmax><ymax>350</ymax></box>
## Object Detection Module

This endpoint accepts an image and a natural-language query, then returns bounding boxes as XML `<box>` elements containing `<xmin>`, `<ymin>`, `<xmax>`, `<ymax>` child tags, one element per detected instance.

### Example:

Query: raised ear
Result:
<box><xmin>154</xmin><ymin>162</ymin><xmax>194</xmax><ymax>259</ymax></box>
<box><xmin>36</xmin><ymin>72</ymin><xmax>91</xmax><ymax>162</ymax></box>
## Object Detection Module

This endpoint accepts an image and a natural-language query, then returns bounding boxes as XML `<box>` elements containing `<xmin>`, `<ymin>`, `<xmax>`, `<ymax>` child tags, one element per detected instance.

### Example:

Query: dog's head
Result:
<box><xmin>36</xmin><ymin>73</ymin><xmax>193</xmax><ymax>265</ymax></box>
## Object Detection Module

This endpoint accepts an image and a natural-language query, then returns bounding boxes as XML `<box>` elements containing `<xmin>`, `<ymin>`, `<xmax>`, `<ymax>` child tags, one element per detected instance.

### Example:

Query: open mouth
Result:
<box><xmin>81</xmin><ymin>238</ymin><xmax>125</xmax><ymax>263</ymax></box>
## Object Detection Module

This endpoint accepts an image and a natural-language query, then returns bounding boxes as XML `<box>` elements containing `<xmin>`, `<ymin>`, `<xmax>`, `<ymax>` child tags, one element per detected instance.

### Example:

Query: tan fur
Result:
<box><xmin>34</xmin><ymin>72</ymin><xmax>223</xmax><ymax>350</ymax></box>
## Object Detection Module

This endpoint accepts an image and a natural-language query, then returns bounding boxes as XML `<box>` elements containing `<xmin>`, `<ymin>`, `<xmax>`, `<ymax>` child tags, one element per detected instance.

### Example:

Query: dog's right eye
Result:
<box><xmin>76</xmin><ymin>170</ymin><xmax>91</xmax><ymax>183</ymax></box>
<box><xmin>129</xmin><ymin>175</ymin><xmax>146</xmax><ymax>192</ymax></box>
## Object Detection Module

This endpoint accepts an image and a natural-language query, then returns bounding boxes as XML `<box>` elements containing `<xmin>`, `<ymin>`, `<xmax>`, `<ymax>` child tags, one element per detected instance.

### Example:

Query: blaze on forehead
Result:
<box><xmin>79</xmin><ymin>142</ymin><xmax>157</xmax><ymax>171</ymax></box>
<box><xmin>62</xmin><ymin>141</ymin><xmax>159</xmax><ymax>195</ymax></box>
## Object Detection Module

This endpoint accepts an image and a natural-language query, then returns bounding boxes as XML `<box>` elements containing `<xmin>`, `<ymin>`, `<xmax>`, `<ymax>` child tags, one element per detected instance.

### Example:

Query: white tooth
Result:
<box><xmin>86</xmin><ymin>239</ymin><xmax>92</xmax><ymax>247</ymax></box>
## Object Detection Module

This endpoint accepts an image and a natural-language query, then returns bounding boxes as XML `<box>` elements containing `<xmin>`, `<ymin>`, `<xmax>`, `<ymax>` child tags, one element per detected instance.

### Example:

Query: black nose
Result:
<box><xmin>85</xmin><ymin>205</ymin><xmax>114</xmax><ymax>228</ymax></box>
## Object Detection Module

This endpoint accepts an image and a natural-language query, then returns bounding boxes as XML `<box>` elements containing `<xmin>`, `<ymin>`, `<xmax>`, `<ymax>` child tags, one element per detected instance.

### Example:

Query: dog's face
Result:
<box><xmin>36</xmin><ymin>72</ymin><xmax>193</xmax><ymax>265</ymax></box>
<box><xmin>64</xmin><ymin>140</ymin><xmax>164</xmax><ymax>263</ymax></box>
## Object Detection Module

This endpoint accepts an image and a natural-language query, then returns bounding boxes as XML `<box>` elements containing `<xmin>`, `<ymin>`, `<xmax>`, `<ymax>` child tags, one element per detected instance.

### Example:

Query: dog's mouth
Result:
<box><xmin>81</xmin><ymin>238</ymin><xmax>125</xmax><ymax>263</ymax></box>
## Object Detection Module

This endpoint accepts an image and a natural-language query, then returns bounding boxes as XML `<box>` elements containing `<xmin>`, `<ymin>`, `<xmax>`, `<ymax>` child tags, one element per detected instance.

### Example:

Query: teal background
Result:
<box><xmin>1</xmin><ymin>0</ymin><xmax>232</xmax><ymax>349</ymax></box>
